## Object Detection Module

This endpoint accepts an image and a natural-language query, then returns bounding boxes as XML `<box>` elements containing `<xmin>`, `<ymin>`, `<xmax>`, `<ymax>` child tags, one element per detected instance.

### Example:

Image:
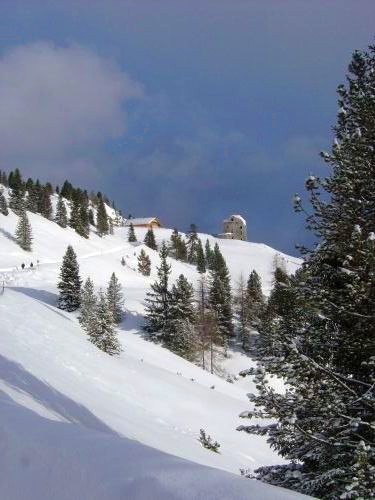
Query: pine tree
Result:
<box><xmin>187</xmin><ymin>223</ymin><xmax>199</xmax><ymax>264</ymax></box>
<box><xmin>137</xmin><ymin>249</ymin><xmax>151</xmax><ymax>276</ymax></box>
<box><xmin>88</xmin><ymin>209</ymin><xmax>95</xmax><ymax>226</ymax></box>
<box><xmin>164</xmin><ymin>274</ymin><xmax>196</xmax><ymax>355</ymax></box>
<box><xmin>57</xmin><ymin>246</ymin><xmax>82</xmax><ymax>311</ymax></box>
<box><xmin>0</xmin><ymin>190</ymin><xmax>9</xmax><ymax>216</ymax></box>
<box><xmin>79</xmin><ymin>277</ymin><xmax>97</xmax><ymax>334</ymax></box>
<box><xmin>246</xmin><ymin>270</ymin><xmax>265</xmax><ymax>328</ymax></box>
<box><xmin>128</xmin><ymin>223</ymin><xmax>137</xmax><ymax>242</ymax></box>
<box><xmin>208</xmin><ymin>243</ymin><xmax>233</xmax><ymax>340</ymax></box>
<box><xmin>15</xmin><ymin>210</ymin><xmax>32</xmax><ymax>251</ymax></box>
<box><xmin>78</xmin><ymin>192</ymin><xmax>90</xmax><ymax>239</ymax></box>
<box><xmin>89</xmin><ymin>291</ymin><xmax>121</xmax><ymax>356</ymax></box>
<box><xmin>106</xmin><ymin>272</ymin><xmax>124</xmax><ymax>324</ymax></box>
<box><xmin>205</xmin><ymin>239</ymin><xmax>215</xmax><ymax>270</ymax></box>
<box><xmin>238</xmin><ymin>44</ymin><xmax>375</xmax><ymax>499</ymax></box>
<box><xmin>109</xmin><ymin>218</ymin><xmax>114</xmax><ymax>235</ymax></box>
<box><xmin>96</xmin><ymin>196</ymin><xmax>109</xmax><ymax>237</ymax></box>
<box><xmin>25</xmin><ymin>181</ymin><xmax>40</xmax><ymax>213</ymax></box>
<box><xmin>9</xmin><ymin>168</ymin><xmax>25</xmax><ymax>215</ymax></box>
<box><xmin>60</xmin><ymin>180</ymin><xmax>73</xmax><ymax>199</ymax></box>
<box><xmin>144</xmin><ymin>242</ymin><xmax>171</xmax><ymax>338</ymax></box>
<box><xmin>55</xmin><ymin>194</ymin><xmax>68</xmax><ymax>228</ymax></box>
<box><xmin>38</xmin><ymin>186</ymin><xmax>53</xmax><ymax>219</ymax></box>
<box><xmin>144</xmin><ymin>227</ymin><xmax>157</xmax><ymax>250</ymax></box>
<box><xmin>234</xmin><ymin>274</ymin><xmax>250</xmax><ymax>349</ymax></box>
<box><xmin>196</xmin><ymin>239</ymin><xmax>206</xmax><ymax>273</ymax></box>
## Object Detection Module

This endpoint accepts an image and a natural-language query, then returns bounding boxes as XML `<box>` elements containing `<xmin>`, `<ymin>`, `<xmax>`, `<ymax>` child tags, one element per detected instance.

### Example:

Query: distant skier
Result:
<box><xmin>121</xmin><ymin>257</ymin><xmax>126</xmax><ymax>266</ymax></box>
<box><xmin>30</xmin><ymin>262</ymin><xmax>34</xmax><ymax>268</ymax></box>
<box><xmin>21</xmin><ymin>263</ymin><xmax>25</xmax><ymax>270</ymax></box>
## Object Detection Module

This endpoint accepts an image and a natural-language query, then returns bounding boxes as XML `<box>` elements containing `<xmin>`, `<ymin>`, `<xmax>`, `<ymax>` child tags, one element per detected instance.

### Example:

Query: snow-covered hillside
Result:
<box><xmin>0</xmin><ymin>206</ymin><xmax>306</xmax><ymax>499</ymax></box>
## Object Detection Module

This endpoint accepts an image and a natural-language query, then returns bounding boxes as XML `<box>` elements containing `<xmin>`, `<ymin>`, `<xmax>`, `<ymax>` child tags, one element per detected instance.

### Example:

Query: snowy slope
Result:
<box><xmin>0</xmin><ymin>205</ymin><xmax>307</xmax><ymax>499</ymax></box>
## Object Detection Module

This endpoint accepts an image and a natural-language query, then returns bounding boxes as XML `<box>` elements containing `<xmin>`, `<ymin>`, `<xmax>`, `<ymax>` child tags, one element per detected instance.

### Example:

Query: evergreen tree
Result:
<box><xmin>164</xmin><ymin>274</ymin><xmax>196</xmax><ymax>356</ymax></box>
<box><xmin>79</xmin><ymin>277</ymin><xmax>97</xmax><ymax>334</ymax></box>
<box><xmin>144</xmin><ymin>227</ymin><xmax>157</xmax><ymax>250</ymax></box>
<box><xmin>25</xmin><ymin>181</ymin><xmax>40</xmax><ymax>213</ymax></box>
<box><xmin>0</xmin><ymin>190</ymin><xmax>9</xmax><ymax>216</ymax></box>
<box><xmin>15</xmin><ymin>210</ymin><xmax>32</xmax><ymax>251</ymax></box>
<box><xmin>169</xmin><ymin>228</ymin><xmax>187</xmax><ymax>261</ymax></box>
<box><xmin>234</xmin><ymin>274</ymin><xmax>250</xmax><ymax>350</ymax></box>
<box><xmin>128</xmin><ymin>222</ymin><xmax>137</xmax><ymax>242</ymax></box>
<box><xmin>55</xmin><ymin>194</ymin><xmax>68</xmax><ymax>228</ymax></box>
<box><xmin>96</xmin><ymin>196</ymin><xmax>109</xmax><ymax>237</ymax></box>
<box><xmin>38</xmin><ymin>186</ymin><xmax>53</xmax><ymax>219</ymax></box>
<box><xmin>106</xmin><ymin>272</ymin><xmax>124</xmax><ymax>324</ymax></box>
<box><xmin>9</xmin><ymin>168</ymin><xmax>25</xmax><ymax>215</ymax></box>
<box><xmin>144</xmin><ymin>242</ymin><xmax>171</xmax><ymax>338</ymax></box>
<box><xmin>187</xmin><ymin>223</ymin><xmax>199</xmax><ymax>264</ymax></box>
<box><xmin>238</xmin><ymin>44</ymin><xmax>375</xmax><ymax>499</ymax></box>
<box><xmin>246</xmin><ymin>270</ymin><xmax>265</xmax><ymax>328</ymax></box>
<box><xmin>88</xmin><ymin>291</ymin><xmax>121</xmax><ymax>356</ymax></box>
<box><xmin>60</xmin><ymin>180</ymin><xmax>73</xmax><ymax>199</ymax></box>
<box><xmin>70</xmin><ymin>190</ymin><xmax>89</xmax><ymax>238</ymax></box>
<box><xmin>208</xmin><ymin>243</ymin><xmax>233</xmax><ymax>340</ymax></box>
<box><xmin>196</xmin><ymin>239</ymin><xmax>206</xmax><ymax>273</ymax></box>
<box><xmin>78</xmin><ymin>192</ymin><xmax>90</xmax><ymax>238</ymax></box>
<box><xmin>137</xmin><ymin>249</ymin><xmax>151</xmax><ymax>276</ymax></box>
<box><xmin>57</xmin><ymin>245</ymin><xmax>82</xmax><ymax>311</ymax></box>
<box><xmin>88</xmin><ymin>209</ymin><xmax>95</xmax><ymax>226</ymax></box>
<box><xmin>205</xmin><ymin>239</ymin><xmax>215</xmax><ymax>270</ymax></box>
<box><xmin>109</xmin><ymin>218</ymin><xmax>114</xmax><ymax>235</ymax></box>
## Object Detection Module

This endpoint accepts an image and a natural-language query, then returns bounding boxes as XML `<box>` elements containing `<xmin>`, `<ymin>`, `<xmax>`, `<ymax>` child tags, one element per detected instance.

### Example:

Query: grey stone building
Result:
<box><xmin>218</xmin><ymin>215</ymin><xmax>247</xmax><ymax>241</ymax></box>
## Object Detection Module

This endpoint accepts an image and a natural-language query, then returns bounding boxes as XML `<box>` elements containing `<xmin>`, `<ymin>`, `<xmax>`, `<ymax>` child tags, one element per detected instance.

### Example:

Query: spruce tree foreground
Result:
<box><xmin>57</xmin><ymin>246</ymin><xmax>82</xmax><ymax>312</ymax></box>
<box><xmin>15</xmin><ymin>210</ymin><xmax>33</xmax><ymax>251</ymax></box>
<box><xmin>238</xmin><ymin>44</ymin><xmax>375</xmax><ymax>499</ymax></box>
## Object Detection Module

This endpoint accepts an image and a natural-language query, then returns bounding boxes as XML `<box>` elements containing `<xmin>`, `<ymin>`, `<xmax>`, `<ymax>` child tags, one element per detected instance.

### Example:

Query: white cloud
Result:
<box><xmin>0</xmin><ymin>42</ymin><xmax>143</xmax><ymax>166</ymax></box>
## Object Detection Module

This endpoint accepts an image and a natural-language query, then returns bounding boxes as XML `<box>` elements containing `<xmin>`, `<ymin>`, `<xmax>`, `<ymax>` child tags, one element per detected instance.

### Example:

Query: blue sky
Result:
<box><xmin>0</xmin><ymin>1</ymin><xmax>374</xmax><ymax>254</ymax></box>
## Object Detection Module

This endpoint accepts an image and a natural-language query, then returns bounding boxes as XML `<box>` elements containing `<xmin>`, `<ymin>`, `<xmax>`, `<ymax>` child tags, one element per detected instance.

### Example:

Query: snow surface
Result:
<box><xmin>0</xmin><ymin>204</ymin><xmax>307</xmax><ymax>499</ymax></box>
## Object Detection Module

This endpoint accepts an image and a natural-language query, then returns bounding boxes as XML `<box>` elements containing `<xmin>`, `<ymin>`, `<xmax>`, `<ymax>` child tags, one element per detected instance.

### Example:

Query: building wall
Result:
<box><xmin>222</xmin><ymin>216</ymin><xmax>247</xmax><ymax>241</ymax></box>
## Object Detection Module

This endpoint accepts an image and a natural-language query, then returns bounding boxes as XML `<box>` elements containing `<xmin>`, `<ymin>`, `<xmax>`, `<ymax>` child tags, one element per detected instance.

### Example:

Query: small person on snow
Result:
<box><xmin>121</xmin><ymin>257</ymin><xmax>126</xmax><ymax>266</ymax></box>
<box><xmin>30</xmin><ymin>262</ymin><xmax>34</xmax><ymax>268</ymax></box>
<box><xmin>21</xmin><ymin>263</ymin><xmax>25</xmax><ymax>270</ymax></box>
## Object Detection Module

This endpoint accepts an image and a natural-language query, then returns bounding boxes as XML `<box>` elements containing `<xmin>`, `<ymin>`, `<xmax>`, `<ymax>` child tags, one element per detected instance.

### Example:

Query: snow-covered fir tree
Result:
<box><xmin>164</xmin><ymin>274</ymin><xmax>196</xmax><ymax>356</ymax></box>
<box><xmin>88</xmin><ymin>291</ymin><xmax>121</xmax><ymax>356</ymax></box>
<box><xmin>79</xmin><ymin>277</ymin><xmax>97</xmax><ymax>334</ymax></box>
<box><xmin>8</xmin><ymin>168</ymin><xmax>25</xmax><ymax>215</ymax></box>
<box><xmin>205</xmin><ymin>239</ymin><xmax>215</xmax><ymax>271</ymax></box>
<box><xmin>55</xmin><ymin>194</ymin><xmax>68</xmax><ymax>228</ymax></box>
<box><xmin>208</xmin><ymin>243</ymin><xmax>233</xmax><ymax>341</ymax></box>
<box><xmin>128</xmin><ymin>222</ymin><xmax>137</xmax><ymax>242</ymax></box>
<box><xmin>57</xmin><ymin>245</ymin><xmax>82</xmax><ymax>311</ymax></box>
<box><xmin>25</xmin><ymin>181</ymin><xmax>40</xmax><ymax>213</ymax></box>
<box><xmin>96</xmin><ymin>195</ymin><xmax>109</xmax><ymax>237</ymax></box>
<box><xmin>106</xmin><ymin>272</ymin><xmax>124</xmax><ymax>324</ymax></box>
<box><xmin>169</xmin><ymin>229</ymin><xmax>187</xmax><ymax>261</ymax></box>
<box><xmin>144</xmin><ymin>242</ymin><xmax>171</xmax><ymax>339</ymax></box>
<box><xmin>246</xmin><ymin>270</ymin><xmax>265</xmax><ymax>328</ymax></box>
<box><xmin>196</xmin><ymin>238</ymin><xmax>206</xmax><ymax>274</ymax></box>
<box><xmin>234</xmin><ymin>274</ymin><xmax>250</xmax><ymax>350</ymax></box>
<box><xmin>0</xmin><ymin>190</ymin><xmax>9</xmax><ymax>216</ymax></box>
<box><xmin>137</xmin><ymin>249</ymin><xmax>151</xmax><ymax>276</ymax></box>
<box><xmin>186</xmin><ymin>223</ymin><xmax>199</xmax><ymax>264</ymax></box>
<box><xmin>144</xmin><ymin>227</ymin><xmax>157</xmax><ymax>250</ymax></box>
<box><xmin>15</xmin><ymin>210</ymin><xmax>32</xmax><ymax>251</ymax></box>
<box><xmin>38</xmin><ymin>186</ymin><xmax>53</xmax><ymax>220</ymax></box>
<box><xmin>238</xmin><ymin>44</ymin><xmax>375</xmax><ymax>499</ymax></box>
